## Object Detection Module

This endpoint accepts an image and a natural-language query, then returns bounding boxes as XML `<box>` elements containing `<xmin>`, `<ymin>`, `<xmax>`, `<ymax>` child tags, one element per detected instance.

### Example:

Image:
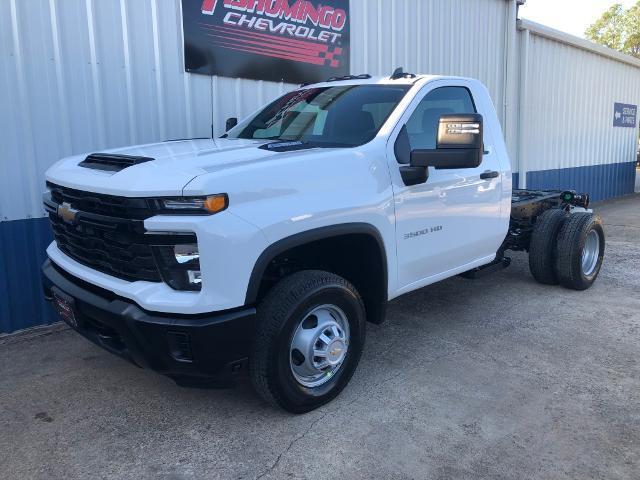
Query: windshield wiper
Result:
<box><xmin>260</xmin><ymin>140</ymin><xmax>309</xmax><ymax>152</ymax></box>
<box><xmin>259</xmin><ymin>140</ymin><xmax>348</xmax><ymax>152</ymax></box>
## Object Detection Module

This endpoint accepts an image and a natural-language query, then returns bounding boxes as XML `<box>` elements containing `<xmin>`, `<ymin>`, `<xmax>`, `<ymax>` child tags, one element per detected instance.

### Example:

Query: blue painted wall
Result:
<box><xmin>526</xmin><ymin>162</ymin><xmax>637</xmax><ymax>202</ymax></box>
<box><xmin>0</xmin><ymin>161</ymin><xmax>637</xmax><ymax>334</ymax></box>
<box><xmin>0</xmin><ymin>218</ymin><xmax>56</xmax><ymax>333</ymax></box>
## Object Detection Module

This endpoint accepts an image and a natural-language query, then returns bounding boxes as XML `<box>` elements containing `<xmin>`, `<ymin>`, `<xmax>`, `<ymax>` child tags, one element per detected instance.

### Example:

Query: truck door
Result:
<box><xmin>388</xmin><ymin>81</ymin><xmax>506</xmax><ymax>293</ymax></box>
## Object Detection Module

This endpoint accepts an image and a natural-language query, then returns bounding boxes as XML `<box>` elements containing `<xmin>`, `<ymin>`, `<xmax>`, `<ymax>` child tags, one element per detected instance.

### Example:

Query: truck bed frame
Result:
<box><xmin>506</xmin><ymin>189</ymin><xmax>590</xmax><ymax>253</ymax></box>
<box><xmin>463</xmin><ymin>189</ymin><xmax>591</xmax><ymax>279</ymax></box>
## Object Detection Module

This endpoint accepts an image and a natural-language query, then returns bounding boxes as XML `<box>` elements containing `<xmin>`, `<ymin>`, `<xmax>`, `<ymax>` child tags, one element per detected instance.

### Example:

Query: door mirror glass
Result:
<box><xmin>436</xmin><ymin>114</ymin><xmax>483</xmax><ymax>150</ymax></box>
<box><xmin>410</xmin><ymin>114</ymin><xmax>483</xmax><ymax>170</ymax></box>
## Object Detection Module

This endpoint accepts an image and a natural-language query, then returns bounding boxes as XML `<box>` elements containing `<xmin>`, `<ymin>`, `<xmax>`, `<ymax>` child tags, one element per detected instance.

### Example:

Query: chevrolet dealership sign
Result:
<box><xmin>182</xmin><ymin>0</ymin><xmax>350</xmax><ymax>84</ymax></box>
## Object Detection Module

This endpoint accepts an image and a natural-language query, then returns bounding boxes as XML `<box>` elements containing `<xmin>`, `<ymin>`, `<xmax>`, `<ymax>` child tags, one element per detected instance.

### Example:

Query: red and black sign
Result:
<box><xmin>182</xmin><ymin>0</ymin><xmax>350</xmax><ymax>84</ymax></box>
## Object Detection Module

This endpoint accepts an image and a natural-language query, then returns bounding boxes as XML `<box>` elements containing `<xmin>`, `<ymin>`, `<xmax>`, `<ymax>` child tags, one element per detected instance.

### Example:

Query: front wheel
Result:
<box><xmin>250</xmin><ymin>270</ymin><xmax>366</xmax><ymax>413</ymax></box>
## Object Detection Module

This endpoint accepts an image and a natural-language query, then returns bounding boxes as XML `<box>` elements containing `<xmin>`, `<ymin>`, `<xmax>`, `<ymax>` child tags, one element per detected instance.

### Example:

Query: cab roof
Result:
<box><xmin>300</xmin><ymin>74</ymin><xmax>444</xmax><ymax>89</ymax></box>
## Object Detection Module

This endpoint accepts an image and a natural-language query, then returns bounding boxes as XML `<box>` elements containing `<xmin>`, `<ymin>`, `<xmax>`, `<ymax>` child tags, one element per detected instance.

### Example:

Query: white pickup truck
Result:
<box><xmin>42</xmin><ymin>70</ymin><xmax>605</xmax><ymax>413</ymax></box>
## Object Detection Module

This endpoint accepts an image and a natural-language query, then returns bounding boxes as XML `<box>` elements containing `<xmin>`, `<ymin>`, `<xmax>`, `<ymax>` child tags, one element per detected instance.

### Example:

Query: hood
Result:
<box><xmin>45</xmin><ymin>138</ymin><xmax>280</xmax><ymax>197</ymax></box>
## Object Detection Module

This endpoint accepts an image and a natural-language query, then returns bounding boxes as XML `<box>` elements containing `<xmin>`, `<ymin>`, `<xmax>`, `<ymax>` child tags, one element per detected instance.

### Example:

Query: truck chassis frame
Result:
<box><xmin>464</xmin><ymin>189</ymin><xmax>591</xmax><ymax>279</ymax></box>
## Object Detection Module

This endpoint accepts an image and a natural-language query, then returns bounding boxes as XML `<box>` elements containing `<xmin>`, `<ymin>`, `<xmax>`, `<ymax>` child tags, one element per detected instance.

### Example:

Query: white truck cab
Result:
<box><xmin>42</xmin><ymin>71</ymin><xmax>605</xmax><ymax>412</ymax></box>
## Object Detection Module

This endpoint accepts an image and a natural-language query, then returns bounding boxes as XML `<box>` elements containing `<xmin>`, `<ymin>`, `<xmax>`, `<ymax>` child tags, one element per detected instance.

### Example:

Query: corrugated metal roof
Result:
<box><xmin>519</xmin><ymin>19</ymin><xmax>640</xmax><ymax>69</ymax></box>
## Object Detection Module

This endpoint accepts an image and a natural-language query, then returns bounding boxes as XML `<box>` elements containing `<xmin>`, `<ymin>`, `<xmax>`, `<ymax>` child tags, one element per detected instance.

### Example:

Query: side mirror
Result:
<box><xmin>410</xmin><ymin>114</ymin><xmax>483</xmax><ymax>170</ymax></box>
<box><xmin>225</xmin><ymin>117</ymin><xmax>238</xmax><ymax>131</ymax></box>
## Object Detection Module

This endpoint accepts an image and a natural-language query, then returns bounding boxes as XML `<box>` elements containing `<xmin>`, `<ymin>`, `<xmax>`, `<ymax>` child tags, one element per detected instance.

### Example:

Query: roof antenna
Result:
<box><xmin>390</xmin><ymin>67</ymin><xmax>405</xmax><ymax>80</ymax></box>
<box><xmin>390</xmin><ymin>67</ymin><xmax>417</xmax><ymax>80</ymax></box>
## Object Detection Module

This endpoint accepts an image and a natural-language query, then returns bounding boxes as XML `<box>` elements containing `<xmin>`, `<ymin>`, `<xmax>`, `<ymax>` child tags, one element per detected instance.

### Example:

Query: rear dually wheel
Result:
<box><xmin>555</xmin><ymin>213</ymin><xmax>605</xmax><ymax>290</ymax></box>
<box><xmin>528</xmin><ymin>208</ymin><xmax>568</xmax><ymax>285</ymax></box>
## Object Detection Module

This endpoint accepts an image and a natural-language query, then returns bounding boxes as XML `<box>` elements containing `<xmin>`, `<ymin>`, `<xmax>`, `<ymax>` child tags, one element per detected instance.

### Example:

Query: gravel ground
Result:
<box><xmin>1</xmin><ymin>194</ymin><xmax>638</xmax><ymax>480</ymax></box>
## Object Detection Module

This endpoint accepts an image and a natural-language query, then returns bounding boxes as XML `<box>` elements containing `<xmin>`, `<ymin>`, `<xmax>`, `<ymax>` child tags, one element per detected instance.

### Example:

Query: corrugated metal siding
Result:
<box><xmin>0</xmin><ymin>0</ymin><xmax>640</xmax><ymax>331</ymax></box>
<box><xmin>3</xmin><ymin>0</ymin><xmax>640</xmax><ymax>333</ymax></box>
<box><xmin>2</xmin><ymin>1</ymin><xmax>636</xmax><ymax>222</ymax></box>
<box><xmin>0</xmin><ymin>0</ymin><xmax>514</xmax><ymax>333</ymax></box>
<box><xmin>0</xmin><ymin>0</ymin><xmax>298</xmax><ymax>223</ymax></box>
<box><xmin>1</xmin><ymin>0</ymin><xmax>511</xmax><ymax>223</ymax></box>
<box><xmin>516</xmin><ymin>29</ymin><xmax>640</xmax><ymax>183</ymax></box>
<box><xmin>350</xmin><ymin>0</ymin><xmax>509</xmax><ymax>122</ymax></box>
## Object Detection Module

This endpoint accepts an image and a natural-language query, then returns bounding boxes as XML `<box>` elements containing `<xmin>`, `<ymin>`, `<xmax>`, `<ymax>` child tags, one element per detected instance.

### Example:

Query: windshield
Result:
<box><xmin>225</xmin><ymin>85</ymin><xmax>411</xmax><ymax>147</ymax></box>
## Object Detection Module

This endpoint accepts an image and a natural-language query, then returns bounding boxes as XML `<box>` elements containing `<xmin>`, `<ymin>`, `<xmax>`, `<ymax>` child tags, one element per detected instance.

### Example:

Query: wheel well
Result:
<box><xmin>247</xmin><ymin>228</ymin><xmax>388</xmax><ymax>324</ymax></box>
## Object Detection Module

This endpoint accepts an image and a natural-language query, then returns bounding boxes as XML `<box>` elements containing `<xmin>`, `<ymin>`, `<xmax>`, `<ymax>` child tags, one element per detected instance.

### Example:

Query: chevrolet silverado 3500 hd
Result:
<box><xmin>42</xmin><ymin>71</ymin><xmax>605</xmax><ymax>413</ymax></box>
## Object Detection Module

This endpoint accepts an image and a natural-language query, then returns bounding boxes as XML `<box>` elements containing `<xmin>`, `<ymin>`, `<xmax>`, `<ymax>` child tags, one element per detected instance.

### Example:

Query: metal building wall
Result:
<box><xmin>0</xmin><ymin>0</ymin><xmax>295</xmax><ymax>223</ymax></box>
<box><xmin>0</xmin><ymin>0</ymin><xmax>514</xmax><ymax>333</ymax></box>
<box><xmin>515</xmin><ymin>21</ymin><xmax>640</xmax><ymax>200</ymax></box>
<box><xmin>0</xmin><ymin>0</ymin><xmax>295</xmax><ymax>333</ymax></box>
<box><xmin>2</xmin><ymin>1</ymin><xmax>639</xmax><ymax>334</ymax></box>
<box><xmin>1</xmin><ymin>0</ymin><xmax>514</xmax><ymax>223</ymax></box>
<box><xmin>3</xmin><ymin>1</ymin><xmax>639</xmax><ymax>334</ymax></box>
<box><xmin>213</xmin><ymin>0</ymin><xmax>515</xmax><ymax>157</ymax></box>
<box><xmin>350</xmin><ymin>0</ymin><xmax>512</xmax><ymax>121</ymax></box>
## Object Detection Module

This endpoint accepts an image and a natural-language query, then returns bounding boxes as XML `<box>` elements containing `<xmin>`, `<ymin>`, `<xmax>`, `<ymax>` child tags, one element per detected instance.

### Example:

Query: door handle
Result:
<box><xmin>480</xmin><ymin>170</ymin><xmax>500</xmax><ymax>180</ymax></box>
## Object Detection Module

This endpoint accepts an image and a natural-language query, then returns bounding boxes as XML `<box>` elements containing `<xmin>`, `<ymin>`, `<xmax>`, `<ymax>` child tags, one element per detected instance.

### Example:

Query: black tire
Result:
<box><xmin>555</xmin><ymin>213</ymin><xmax>605</xmax><ymax>291</ymax></box>
<box><xmin>529</xmin><ymin>209</ymin><xmax>568</xmax><ymax>285</ymax></box>
<box><xmin>250</xmin><ymin>270</ymin><xmax>366</xmax><ymax>413</ymax></box>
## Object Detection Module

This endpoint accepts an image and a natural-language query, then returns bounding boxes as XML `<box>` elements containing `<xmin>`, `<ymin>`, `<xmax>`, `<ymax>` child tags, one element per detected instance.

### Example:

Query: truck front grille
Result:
<box><xmin>49</xmin><ymin>213</ymin><xmax>162</xmax><ymax>283</ymax></box>
<box><xmin>48</xmin><ymin>182</ymin><xmax>154</xmax><ymax>219</ymax></box>
<box><xmin>45</xmin><ymin>183</ymin><xmax>196</xmax><ymax>284</ymax></box>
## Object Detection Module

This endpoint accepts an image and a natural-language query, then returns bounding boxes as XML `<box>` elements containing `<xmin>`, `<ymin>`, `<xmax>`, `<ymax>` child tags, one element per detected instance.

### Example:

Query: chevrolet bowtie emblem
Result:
<box><xmin>57</xmin><ymin>202</ymin><xmax>79</xmax><ymax>224</ymax></box>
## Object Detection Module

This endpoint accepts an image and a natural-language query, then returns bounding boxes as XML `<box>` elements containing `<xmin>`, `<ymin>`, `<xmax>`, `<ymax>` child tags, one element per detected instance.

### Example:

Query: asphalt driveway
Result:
<box><xmin>1</xmin><ymin>195</ymin><xmax>639</xmax><ymax>480</ymax></box>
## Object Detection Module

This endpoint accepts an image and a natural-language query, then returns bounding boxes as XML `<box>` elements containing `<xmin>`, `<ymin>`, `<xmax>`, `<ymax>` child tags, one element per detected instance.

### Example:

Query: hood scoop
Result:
<box><xmin>79</xmin><ymin>153</ymin><xmax>154</xmax><ymax>172</ymax></box>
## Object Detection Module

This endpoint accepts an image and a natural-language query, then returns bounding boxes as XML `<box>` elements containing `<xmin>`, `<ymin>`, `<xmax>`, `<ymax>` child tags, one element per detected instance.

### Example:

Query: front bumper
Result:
<box><xmin>42</xmin><ymin>259</ymin><xmax>256</xmax><ymax>386</ymax></box>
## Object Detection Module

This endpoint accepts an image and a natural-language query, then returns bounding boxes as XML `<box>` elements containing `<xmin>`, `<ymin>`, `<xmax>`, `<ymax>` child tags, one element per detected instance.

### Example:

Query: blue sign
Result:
<box><xmin>613</xmin><ymin>103</ymin><xmax>637</xmax><ymax>128</ymax></box>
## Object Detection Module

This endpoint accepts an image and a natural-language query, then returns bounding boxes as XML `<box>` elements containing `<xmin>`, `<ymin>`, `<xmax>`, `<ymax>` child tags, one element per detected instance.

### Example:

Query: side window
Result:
<box><xmin>405</xmin><ymin>87</ymin><xmax>476</xmax><ymax>150</ymax></box>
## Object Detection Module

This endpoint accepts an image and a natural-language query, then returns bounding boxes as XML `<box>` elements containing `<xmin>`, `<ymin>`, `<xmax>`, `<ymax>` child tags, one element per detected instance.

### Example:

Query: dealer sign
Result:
<box><xmin>182</xmin><ymin>0</ymin><xmax>350</xmax><ymax>84</ymax></box>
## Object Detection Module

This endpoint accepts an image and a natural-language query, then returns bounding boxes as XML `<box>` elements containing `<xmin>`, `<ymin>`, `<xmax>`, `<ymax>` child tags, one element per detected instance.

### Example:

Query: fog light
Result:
<box><xmin>167</xmin><ymin>331</ymin><xmax>194</xmax><ymax>363</ymax></box>
<box><xmin>187</xmin><ymin>270</ymin><xmax>202</xmax><ymax>286</ymax></box>
<box><xmin>152</xmin><ymin>241</ymin><xmax>203</xmax><ymax>291</ymax></box>
<box><xmin>174</xmin><ymin>244</ymin><xmax>199</xmax><ymax>264</ymax></box>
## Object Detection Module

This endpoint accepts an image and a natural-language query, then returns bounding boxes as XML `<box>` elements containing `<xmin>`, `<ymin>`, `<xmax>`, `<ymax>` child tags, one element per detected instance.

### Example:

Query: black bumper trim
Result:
<box><xmin>42</xmin><ymin>259</ymin><xmax>256</xmax><ymax>385</ymax></box>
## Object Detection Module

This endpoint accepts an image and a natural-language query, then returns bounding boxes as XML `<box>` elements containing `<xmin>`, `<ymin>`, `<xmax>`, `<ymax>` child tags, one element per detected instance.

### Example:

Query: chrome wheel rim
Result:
<box><xmin>290</xmin><ymin>304</ymin><xmax>350</xmax><ymax>388</ymax></box>
<box><xmin>582</xmin><ymin>229</ymin><xmax>600</xmax><ymax>276</ymax></box>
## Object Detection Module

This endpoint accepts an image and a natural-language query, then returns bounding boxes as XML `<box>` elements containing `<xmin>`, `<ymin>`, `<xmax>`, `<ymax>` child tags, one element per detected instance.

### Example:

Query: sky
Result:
<box><xmin>519</xmin><ymin>0</ymin><xmax>637</xmax><ymax>38</ymax></box>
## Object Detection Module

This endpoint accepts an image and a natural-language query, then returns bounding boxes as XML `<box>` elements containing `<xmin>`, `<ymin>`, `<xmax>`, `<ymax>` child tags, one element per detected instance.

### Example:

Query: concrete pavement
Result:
<box><xmin>1</xmin><ymin>195</ymin><xmax>639</xmax><ymax>480</ymax></box>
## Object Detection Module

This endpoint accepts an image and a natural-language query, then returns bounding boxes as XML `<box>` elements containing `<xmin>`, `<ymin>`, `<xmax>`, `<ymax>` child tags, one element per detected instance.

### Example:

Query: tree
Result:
<box><xmin>586</xmin><ymin>2</ymin><xmax>640</xmax><ymax>58</ymax></box>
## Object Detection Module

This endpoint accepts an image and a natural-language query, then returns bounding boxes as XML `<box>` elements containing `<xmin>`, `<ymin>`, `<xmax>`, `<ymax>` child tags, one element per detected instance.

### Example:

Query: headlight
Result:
<box><xmin>156</xmin><ymin>194</ymin><xmax>228</xmax><ymax>215</ymax></box>
<box><xmin>152</xmin><ymin>243</ymin><xmax>202</xmax><ymax>291</ymax></box>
